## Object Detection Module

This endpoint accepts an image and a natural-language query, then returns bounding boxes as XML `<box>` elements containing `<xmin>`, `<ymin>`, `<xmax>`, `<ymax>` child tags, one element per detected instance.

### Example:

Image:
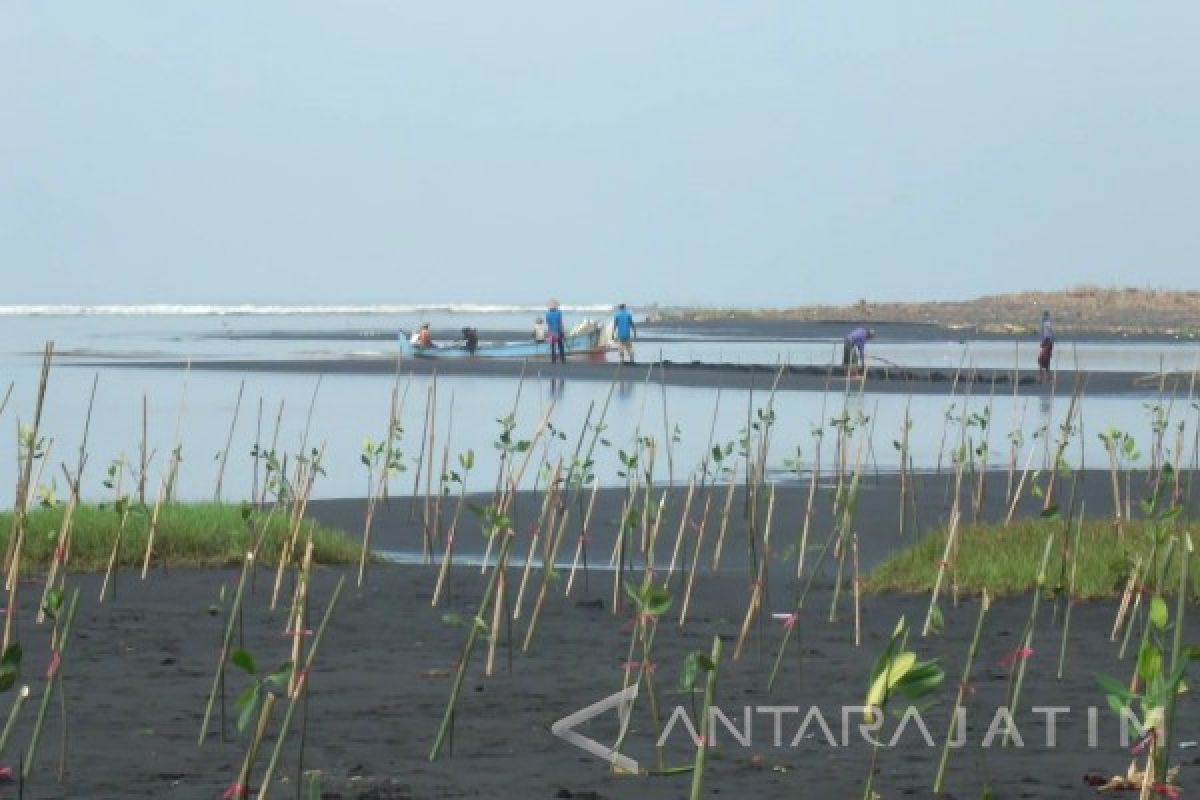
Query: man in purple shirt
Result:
<box><xmin>843</xmin><ymin>327</ymin><xmax>876</xmax><ymax>375</ymax></box>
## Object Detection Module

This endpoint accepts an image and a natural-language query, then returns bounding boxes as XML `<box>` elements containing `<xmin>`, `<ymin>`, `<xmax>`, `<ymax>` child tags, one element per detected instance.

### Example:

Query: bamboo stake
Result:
<box><xmin>665</xmin><ymin>477</ymin><xmax>696</xmax><ymax>580</ymax></box>
<box><xmin>710</xmin><ymin>464</ymin><xmax>739</xmax><ymax>571</ymax></box>
<box><xmin>564</xmin><ymin>481</ymin><xmax>599</xmax><ymax>597</ymax></box>
<box><xmin>515</xmin><ymin>463</ymin><xmax>560</xmax><ymax>620</ymax></box>
<box><xmin>688</xmin><ymin>636</ymin><xmax>722</xmax><ymax>800</ymax></box>
<box><xmin>1002</xmin><ymin>533</ymin><xmax>1055</xmax><ymax>747</ymax></box>
<box><xmin>358</xmin><ymin>378</ymin><xmax>406</xmax><ymax>587</ymax></box>
<box><xmin>1057</xmin><ymin>504</ymin><xmax>1084</xmax><ymax>680</ymax></box>
<box><xmin>678</xmin><ymin>494</ymin><xmax>713</xmax><ymax>628</ymax></box>
<box><xmin>139</xmin><ymin>476</ymin><xmax>168</xmax><ymax>579</ymax></box>
<box><xmin>251</xmin><ymin>396</ymin><xmax>262</xmax><ymax>507</ymax></box>
<box><xmin>410</xmin><ymin>383</ymin><xmax>433</xmax><ymax>523</ymax></box>
<box><xmin>1004</xmin><ymin>441</ymin><xmax>1040</xmax><ymax>526</ymax></box>
<box><xmin>423</xmin><ymin>373</ymin><xmax>439</xmax><ymax>560</ymax></box>
<box><xmin>286</xmin><ymin>540</ymin><xmax>313</xmax><ymax>696</ymax></box>
<box><xmin>852</xmin><ymin>532</ymin><xmax>862</xmax><ymax>647</ymax></box>
<box><xmin>431</xmin><ymin>533</ymin><xmax>514</xmax><ymax>760</ymax></box>
<box><xmin>431</xmin><ymin>392</ymin><xmax>456</xmax><ymax>552</ymax></box>
<box><xmin>1042</xmin><ymin>374</ymin><xmax>1086</xmax><ymax>512</ymax></box>
<box><xmin>199</xmin><ymin>553</ymin><xmax>254</xmax><ymax>745</ymax></box>
<box><xmin>485</xmin><ymin>564</ymin><xmax>507</xmax><ymax>678</ymax></box>
<box><xmin>214</xmin><ymin>379</ymin><xmax>245</xmax><ymax>502</ymax></box>
<box><xmin>98</xmin><ymin>498</ymin><xmax>132</xmax><ymax>603</ymax></box>
<box><xmin>733</xmin><ymin>484</ymin><xmax>774</xmax><ymax>659</ymax></box>
<box><xmin>231</xmin><ymin>692</ymin><xmax>276</xmax><ymax>800</ymax></box>
<box><xmin>24</xmin><ymin>588</ymin><xmax>79</xmax><ymax>779</ymax></box>
<box><xmin>0</xmin><ymin>685</ymin><xmax>29</xmax><ymax>760</ymax></box>
<box><xmin>933</xmin><ymin>590</ymin><xmax>990</xmax><ymax>792</ymax></box>
<box><xmin>522</xmin><ymin>507</ymin><xmax>571</xmax><ymax>651</ymax></box>
<box><xmin>36</xmin><ymin>491</ymin><xmax>79</xmax><ymax>624</ymax></box>
<box><xmin>611</xmin><ymin>497</ymin><xmax>630</xmax><ymax>614</ymax></box>
<box><xmin>432</xmin><ymin>452</ymin><xmax>473</xmax><ymax>606</ymax></box>
<box><xmin>256</xmin><ymin>576</ymin><xmax>344</xmax><ymax>800</ymax></box>
<box><xmin>1111</xmin><ymin>556</ymin><xmax>1143</xmax><ymax>642</ymax></box>
<box><xmin>270</xmin><ymin>444</ymin><xmax>324</xmax><ymax>610</ymax></box>
<box><xmin>797</xmin><ymin>379</ymin><xmax>829</xmax><ymax>579</ymax></box>
<box><xmin>163</xmin><ymin>362</ymin><xmax>190</xmax><ymax>502</ymax></box>
<box><xmin>921</xmin><ymin>509</ymin><xmax>960</xmax><ymax>638</ymax></box>
<box><xmin>258</xmin><ymin>399</ymin><xmax>286</xmax><ymax>507</ymax></box>
<box><xmin>4</xmin><ymin>343</ymin><xmax>53</xmax><ymax>590</ymax></box>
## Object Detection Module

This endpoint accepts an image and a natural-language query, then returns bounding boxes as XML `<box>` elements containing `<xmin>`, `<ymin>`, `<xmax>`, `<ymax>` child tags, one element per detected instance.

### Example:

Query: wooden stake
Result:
<box><xmin>678</xmin><ymin>493</ymin><xmax>713</xmax><ymax>628</ymax></box>
<box><xmin>214</xmin><ymin>379</ymin><xmax>245</xmax><ymax>502</ymax></box>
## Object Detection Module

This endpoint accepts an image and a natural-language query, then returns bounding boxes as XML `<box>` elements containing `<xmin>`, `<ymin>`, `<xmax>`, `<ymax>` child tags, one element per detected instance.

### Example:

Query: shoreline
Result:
<box><xmin>62</xmin><ymin>355</ymin><xmax>1183</xmax><ymax>396</ymax></box>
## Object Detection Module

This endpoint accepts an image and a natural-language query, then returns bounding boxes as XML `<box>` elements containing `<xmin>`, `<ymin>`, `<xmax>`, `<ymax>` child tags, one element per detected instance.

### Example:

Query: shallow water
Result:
<box><xmin>0</xmin><ymin>311</ymin><xmax>1195</xmax><ymax>502</ymax></box>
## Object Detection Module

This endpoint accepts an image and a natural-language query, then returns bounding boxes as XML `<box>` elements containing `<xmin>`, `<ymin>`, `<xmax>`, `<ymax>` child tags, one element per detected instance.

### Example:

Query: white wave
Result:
<box><xmin>0</xmin><ymin>303</ymin><xmax>624</xmax><ymax>317</ymax></box>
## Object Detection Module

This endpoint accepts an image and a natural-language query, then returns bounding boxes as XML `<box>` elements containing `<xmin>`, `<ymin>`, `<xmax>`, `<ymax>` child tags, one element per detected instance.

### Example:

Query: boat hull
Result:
<box><xmin>402</xmin><ymin>329</ymin><xmax>606</xmax><ymax>360</ymax></box>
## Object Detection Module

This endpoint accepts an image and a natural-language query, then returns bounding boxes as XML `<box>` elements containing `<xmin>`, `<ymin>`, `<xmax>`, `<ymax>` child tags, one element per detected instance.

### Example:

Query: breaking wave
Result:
<box><xmin>0</xmin><ymin>304</ymin><xmax>623</xmax><ymax>317</ymax></box>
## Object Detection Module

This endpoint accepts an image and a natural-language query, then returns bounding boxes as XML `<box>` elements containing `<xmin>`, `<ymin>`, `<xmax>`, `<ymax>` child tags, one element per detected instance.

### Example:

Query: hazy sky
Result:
<box><xmin>3</xmin><ymin>3</ymin><xmax>1198</xmax><ymax>308</ymax></box>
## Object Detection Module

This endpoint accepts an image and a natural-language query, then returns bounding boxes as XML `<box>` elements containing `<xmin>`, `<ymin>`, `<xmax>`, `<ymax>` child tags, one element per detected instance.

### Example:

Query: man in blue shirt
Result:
<box><xmin>612</xmin><ymin>303</ymin><xmax>637</xmax><ymax>364</ymax></box>
<box><xmin>545</xmin><ymin>299</ymin><xmax>566</xmax><ymax>363</ymax></box>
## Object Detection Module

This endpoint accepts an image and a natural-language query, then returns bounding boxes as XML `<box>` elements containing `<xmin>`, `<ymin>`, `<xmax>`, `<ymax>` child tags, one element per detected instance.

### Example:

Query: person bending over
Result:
<box><xmin>843</xmin><ymin>327</ymin><xmax>876</xmax><ymax>376</ymax></box>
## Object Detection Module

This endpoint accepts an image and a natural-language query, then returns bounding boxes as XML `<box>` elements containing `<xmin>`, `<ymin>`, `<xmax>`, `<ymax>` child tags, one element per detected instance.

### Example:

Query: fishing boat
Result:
<box><xmin>401</xmin><ymin>320</ymin><xmax>608</xmax><ymax>360</ymax></box>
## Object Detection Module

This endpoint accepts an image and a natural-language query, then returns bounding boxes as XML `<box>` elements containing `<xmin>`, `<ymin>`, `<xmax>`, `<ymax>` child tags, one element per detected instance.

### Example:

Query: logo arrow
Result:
<box><xmin>551</xmin><ymin>684</ymin><xmax>640</xmax><ymax>773</ymax></box>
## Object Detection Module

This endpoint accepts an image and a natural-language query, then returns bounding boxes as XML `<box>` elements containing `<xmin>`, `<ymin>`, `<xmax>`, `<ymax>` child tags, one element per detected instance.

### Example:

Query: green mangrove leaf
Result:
<box><xmin>42</xmin><ymin>588</ymin><xmax>63</xmax><ymax>620</ymax></box>
<box><xmin>230</xmin><ymin>648</ymin><xmax>256</xmax><ymax>676</ymax></box>
<box><xmin>1149</xmin><ymin>596</ymin><xmax>1169</xmax><ymax>630</ymax></box>
<box><xmin>680</xmin><ymin>652</ymin><xmax>699</xmax><ymax>691</ymax></box>
<box><xmin>1137</xmin><ymin>643</ymin><xmax>1163</xmax><ymax>686</ymax></box>
<box><xmin>1096</xmin><ymin>672</ymin><xmax>1134</xmax><ymax>706</ymax></box>
<box><xmin>266</xmin><ymin>662</ymin><xmax>294</xmax><ymax>689</ymax></box>
<box><xmin>235</xmin><ymin>686</ymin><xmax>260</xmax><ymax>732</ymax></box>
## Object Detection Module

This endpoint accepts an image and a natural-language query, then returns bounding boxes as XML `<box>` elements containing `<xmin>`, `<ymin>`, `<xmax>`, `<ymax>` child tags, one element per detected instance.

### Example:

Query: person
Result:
<box><xmin>416</xmin><ymin>322</ymin><xmax>433</xmax><ymax>348</ymax></box>
<box><xmin>843</xmin><ymin>326</ymin><xmax>876</xmax><ymax>376</ymax></box>
<box><xmin>545</xmin><ymin>300</ymin><xmax>566</xmax><ymax>363</ymax></box>
<box><xmin>533</xmin><ymin>317</ymin><xmax>547</xmax><ymax>343</ymax></box>
<box><xmin>1037</xmin><ymin>311</ymin><xmax>1054</xmax><ymax>384</ymax></box>
<box><xmin>461</xmin><ymin>326</ymin><xmax>479</xmax><ymax>355</ymax></box>
<box><xmin>612</xmin><ymin>303</ymin><xmax>637</xmax><ymax>364</ymax></box>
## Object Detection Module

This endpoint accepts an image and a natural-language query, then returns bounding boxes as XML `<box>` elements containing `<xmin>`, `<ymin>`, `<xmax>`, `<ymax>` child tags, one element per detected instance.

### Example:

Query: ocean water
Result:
<box><xmin>0</xmin><ymin>308</ymin><xmax>1195</xmax><ymax>503</ymax></box>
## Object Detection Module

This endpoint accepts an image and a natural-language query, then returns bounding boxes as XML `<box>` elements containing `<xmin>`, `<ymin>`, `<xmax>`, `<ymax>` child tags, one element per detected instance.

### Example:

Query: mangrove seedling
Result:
<box><xmin>861</xmin><ymin>616</ymin><xmax>944</xmax><ymax>800</ymax></box>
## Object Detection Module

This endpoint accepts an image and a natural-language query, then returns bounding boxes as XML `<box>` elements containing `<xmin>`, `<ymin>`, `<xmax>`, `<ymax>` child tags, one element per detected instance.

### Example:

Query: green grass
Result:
<box><xmin>0</xmin><ymin>503</ymin><xmax>361</xmax><ymax>571</ymax></box>
<box><xmin>866</xmin><ymin>517</ymin><xmax>1198</xmax><ymax>599</ymax></box>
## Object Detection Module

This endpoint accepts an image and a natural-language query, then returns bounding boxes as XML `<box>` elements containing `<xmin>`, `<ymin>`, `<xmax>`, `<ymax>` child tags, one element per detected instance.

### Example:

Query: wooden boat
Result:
<box><xmin>401</xmin><ymin>322</ymin><xmax>607</xmax><ymax>359</ymax></box>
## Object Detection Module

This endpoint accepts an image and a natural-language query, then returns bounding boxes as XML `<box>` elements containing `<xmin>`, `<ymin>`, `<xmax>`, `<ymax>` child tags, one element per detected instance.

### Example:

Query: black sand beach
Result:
<box><xmin>7</xmin><ymin>470</ymin><xmax>1199</xmax><ymax>799</ymax></box>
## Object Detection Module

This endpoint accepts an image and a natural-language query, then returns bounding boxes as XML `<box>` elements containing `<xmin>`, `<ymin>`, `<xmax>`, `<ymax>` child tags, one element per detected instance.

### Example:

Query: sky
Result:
<box><xmin>2</xmin><ymin>2</ymin><xmax>1198</xmax><ymax>309</ymax></box>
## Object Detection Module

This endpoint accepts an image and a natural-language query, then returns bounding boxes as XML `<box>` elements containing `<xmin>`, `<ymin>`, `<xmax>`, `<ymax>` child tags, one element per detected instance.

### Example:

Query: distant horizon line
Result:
<box><xmin>0</xmin><ymin>303</ymin><xmax>663</xmax><ymax>317</ymax></box>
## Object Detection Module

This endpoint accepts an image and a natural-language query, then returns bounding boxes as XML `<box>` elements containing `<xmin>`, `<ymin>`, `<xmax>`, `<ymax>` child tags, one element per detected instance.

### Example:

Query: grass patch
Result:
<box><xmin>0</xmin><ymin>503</ymin><xmax>361</xmax><ymax>572</ymax></box>
<box><xmin>866</xmin><ymin>517</ymin><xmax>1197</xmax><ymax>599</ymax></box>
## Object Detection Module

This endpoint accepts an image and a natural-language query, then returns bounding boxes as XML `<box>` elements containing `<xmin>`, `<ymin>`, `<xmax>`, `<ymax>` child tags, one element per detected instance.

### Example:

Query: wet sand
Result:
<box><xmin>69</xmin><ymin>354</ymin><xmax>1175</xmax><ymax>397</ymax></box>
<box><xmin>8</xmin><ymin>471</ymin><xmax>1200</xmax><ymax>799</ymax></box>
